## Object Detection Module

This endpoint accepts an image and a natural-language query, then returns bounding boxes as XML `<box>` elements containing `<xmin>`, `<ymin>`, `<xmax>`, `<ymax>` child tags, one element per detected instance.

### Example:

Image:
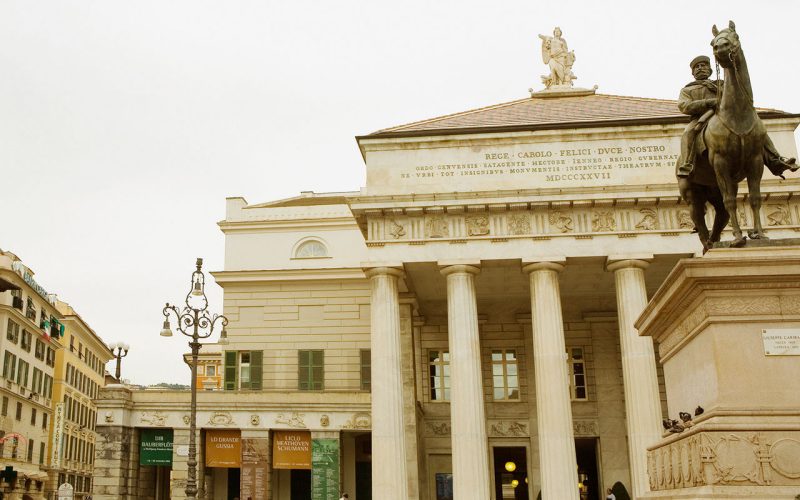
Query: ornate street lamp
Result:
<box><xmin>160</xmin><ymin>258</ymin><xmax>228</xmax><ymax>500</ymax></box>
<box><xmin>109</xmin><ymin>342</ymin><xmax>130</xmax><ymax>381</ymax></box>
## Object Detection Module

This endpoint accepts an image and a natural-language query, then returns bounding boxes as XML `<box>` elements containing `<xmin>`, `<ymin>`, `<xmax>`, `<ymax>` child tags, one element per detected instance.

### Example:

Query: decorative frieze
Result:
<box><xmin>573</xmin><ymin>419</ymin><xmax>599</xmax><ymax>437</ymax></box>
<box><xmin>207</xmin><ymin>411</ymin><xmax>235</xmax><ymax>426</ymax></box>
<box><xmin>140</xmin><ymin>411</ymin><xmax>167</xmax><ymax>427</ymax></box>
<box><xmin>648</xmin><ymin>431</ymin><xmax>800</xmax><ymax>490</ymax></box>
<box><xmin>342</xmin><ymin>412</ymin><xmax>371</xmax><ymax>429</ymax></box>
<box><xmin>362</xmin><ymin>196</ymin><xmax>800</xmax><ymax>244</ymax></box>
<box><xmin>275</xmin><ymin>412</ymin><xmax>306</xmax><ymax>428</ymax></box>
<box><xmin>488</xmin><ymin>420</ymin><xmax>529</xmax><ymax>437</ymax></box>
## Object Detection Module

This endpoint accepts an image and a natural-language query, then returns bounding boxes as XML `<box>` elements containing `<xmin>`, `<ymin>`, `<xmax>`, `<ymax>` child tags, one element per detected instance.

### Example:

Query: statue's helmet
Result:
<box><xmin>690</xmin><ymin>55</ymin><xmax>710</xmax><ymax>69</ymax></box>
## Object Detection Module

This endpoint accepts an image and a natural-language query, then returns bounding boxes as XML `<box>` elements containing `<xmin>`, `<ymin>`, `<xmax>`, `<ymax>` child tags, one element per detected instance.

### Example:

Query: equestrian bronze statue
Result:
<box><xmin>677</xmin><ymin>21</ymin><xmax>796</xmax><ymax>250</ymax></box>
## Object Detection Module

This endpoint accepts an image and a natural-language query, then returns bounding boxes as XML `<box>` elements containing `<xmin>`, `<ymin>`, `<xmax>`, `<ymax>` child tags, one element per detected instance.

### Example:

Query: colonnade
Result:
<box><xmin>367</xmin><ymin>258</ymin><xmax>662</xmax><ymax>500</ymax></box>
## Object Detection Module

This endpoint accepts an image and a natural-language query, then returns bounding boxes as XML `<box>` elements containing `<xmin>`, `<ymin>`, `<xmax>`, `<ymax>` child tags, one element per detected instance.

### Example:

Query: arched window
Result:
<box><xmin>294</xmin><ymin>239</ymin><xmax>328</xmax><ymax>259</ymax></box>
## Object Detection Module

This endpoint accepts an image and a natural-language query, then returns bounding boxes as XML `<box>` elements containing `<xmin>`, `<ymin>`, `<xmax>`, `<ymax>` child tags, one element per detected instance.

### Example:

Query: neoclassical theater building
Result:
<box><xmin>94</xmin><ymin>80</ymin><xmax>800</xmax><ymax>499</ymax></box>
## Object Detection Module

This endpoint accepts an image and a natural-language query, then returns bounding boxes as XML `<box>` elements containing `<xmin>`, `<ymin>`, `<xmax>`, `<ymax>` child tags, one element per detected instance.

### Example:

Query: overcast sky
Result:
<box><xmin>2</xmin><ymin>1</ymin><xmax>799</xmax><ymax>385</ymax></box>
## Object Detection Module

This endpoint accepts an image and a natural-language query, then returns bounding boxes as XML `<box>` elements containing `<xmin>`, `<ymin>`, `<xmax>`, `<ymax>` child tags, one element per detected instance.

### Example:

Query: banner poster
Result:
<box><xmin>272</xmin><ymin>430</ymin><xmax>311</xmax><ymax>470</ymax></box>
<box><xmin>240</xmin><ymin>438</ymin><xmax>269</xmax><ymax>500</ymax></box>
<box><xmin>311</xmin><ymin>438</ymin><xmax>340</xmax><ymax>500</ymax></box>
<box><xmin>205</xmin><ymin>429</ymin><xmax>241</xmax><ymax>468</ymax></box>
<box><xmin>51</xmin><ymin>403</ymin><xmax>65</xmax><ymax>468</ymax></box>
<box><xmin>140</xmin><ymin>428</ymin><xmax>174</xmax><ymax>466</ymax></box>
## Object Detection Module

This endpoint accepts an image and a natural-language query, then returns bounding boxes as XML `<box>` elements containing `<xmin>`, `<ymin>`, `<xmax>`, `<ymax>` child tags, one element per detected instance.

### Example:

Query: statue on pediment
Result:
<box><xmin>538</xmin><ymin>27</ymin><xmax>576</xmax><ymax>89</ymax></box>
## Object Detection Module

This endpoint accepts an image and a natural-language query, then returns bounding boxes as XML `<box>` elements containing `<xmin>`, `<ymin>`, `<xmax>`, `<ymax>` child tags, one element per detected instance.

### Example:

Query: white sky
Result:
<box><xmin>2</xmin><ymin>1</ymin><xmax>799</xmax><ymax>385</ymax></box>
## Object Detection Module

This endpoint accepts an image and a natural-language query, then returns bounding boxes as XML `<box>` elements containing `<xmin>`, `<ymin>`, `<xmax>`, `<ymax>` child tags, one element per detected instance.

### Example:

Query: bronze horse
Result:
<box><xmin>685</xmin><ymin>21</ymin><xmax>767</xmax><ymax>250</ymax></box>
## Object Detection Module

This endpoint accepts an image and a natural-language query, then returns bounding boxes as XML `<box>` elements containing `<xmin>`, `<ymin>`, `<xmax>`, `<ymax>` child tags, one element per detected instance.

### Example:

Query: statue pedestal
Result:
<box><xmin>637</xmin><ymin>245</ymin><xmax>800</xmax><ymax>499</ymax></box>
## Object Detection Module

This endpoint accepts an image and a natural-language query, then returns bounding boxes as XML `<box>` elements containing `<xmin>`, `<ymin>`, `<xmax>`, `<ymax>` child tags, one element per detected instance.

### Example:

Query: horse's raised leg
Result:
<box><xmin>714</xmin><ymin>159</ymin><xmax>745</xmax><ymax>247</ymax></box>
<box><xmin>746</xmin><ymin>155</ymin><xmax>767</xmax><ymax>239</ymax></box>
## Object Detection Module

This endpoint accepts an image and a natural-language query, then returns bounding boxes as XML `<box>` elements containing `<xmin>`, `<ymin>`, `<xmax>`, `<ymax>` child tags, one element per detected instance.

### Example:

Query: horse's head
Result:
<box><xmin>711</xmin><ymin>20</ymin><xmax>741</xmax><ymax>69</ymax></box>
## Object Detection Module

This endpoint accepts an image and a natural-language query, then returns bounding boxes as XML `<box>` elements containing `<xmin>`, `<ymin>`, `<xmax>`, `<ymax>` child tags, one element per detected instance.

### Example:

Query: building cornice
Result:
<box><xmin>211</xmin><ymin>267</ymin><xmax>367</xmax><ymax>284</ymax></box>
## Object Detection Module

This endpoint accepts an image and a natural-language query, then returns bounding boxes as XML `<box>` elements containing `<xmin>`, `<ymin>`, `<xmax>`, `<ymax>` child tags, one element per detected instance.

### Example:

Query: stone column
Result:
<box><xmin>440</xmin><ymin>264</ymin><xmax>490</xmax><ymax>500</ymax></box>
<box><xmin>365</xmin><ymin>267</ymin><xmax>408</xmax><ymax>500</ymax></box>
<box><xmin>606</xmin><ymin>258</ymin><xmax>662</xmax><ymax>499</ymax></box>
<box><xmin>523</xmin><ymin>261</ymin><xmax>579</xmax><ymax>500</ymax></box>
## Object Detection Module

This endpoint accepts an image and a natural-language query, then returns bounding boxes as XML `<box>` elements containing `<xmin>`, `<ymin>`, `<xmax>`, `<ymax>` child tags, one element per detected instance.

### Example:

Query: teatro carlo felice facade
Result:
<box><xmin>92</xmin><ymin>76</ymin><xmax>800</xmax><ymax>499</ymax></box>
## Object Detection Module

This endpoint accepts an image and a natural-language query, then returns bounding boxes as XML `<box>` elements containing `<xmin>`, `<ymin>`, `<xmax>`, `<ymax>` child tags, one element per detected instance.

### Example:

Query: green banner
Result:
<box><xmin>140</xmin><ymin>428</ymin><xmax>174</xmax><ymax>466</ymax></box>
<box><xmin>311</xmin><ymin>438</ymin><xmax>340</xmax><ymax>500</ymax></box>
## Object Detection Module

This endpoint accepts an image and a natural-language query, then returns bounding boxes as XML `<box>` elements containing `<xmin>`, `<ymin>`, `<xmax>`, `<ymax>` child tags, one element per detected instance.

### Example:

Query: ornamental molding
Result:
<box><xmin>140</xmin><ymin>411</ymin><xmax>167</xmax><ymax>427</ymax></box>
<box><xmin>488</xmin><ymin>420</ymin><xmax>529</xmax><ymax>437</ymax></box>
<box><xmin>573</xmin><ymin>419</ymin><xmax>599</xmax><ymax>437</ymax></box>
<box><xmin>275</xmin><ymin>412</ymin><xmax>306</xmax><ymax>428</ymax></box>
<box><xmin>648</xmin><ymin>430</ymin><xmax>800</xmax><ymax>490</ymax></box>
<box><xmin>207</xmin><ymin>411</ymin><xmax>235</xmax><ymax>426</ymax></box>
<box><xmin>425</xmin><ymin>421</ymin><xmax>451</xmax><ymax>436</ymax></box>
<box><xmin>342</xmin><ymin>412</ymin><xmax>371</xmax><ymax>430</ymax></box>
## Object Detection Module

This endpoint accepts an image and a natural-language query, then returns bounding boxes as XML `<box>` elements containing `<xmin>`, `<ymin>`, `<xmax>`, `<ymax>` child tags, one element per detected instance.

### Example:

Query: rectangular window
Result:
<box><xmin>206</xmin><ymin>365</ymin><xmax>216</xmax><ymax>377</ymax></box>
<box><xmin>25</xmin><ymin>297</ymin><xmax>36</xmax><ymax>320</ymax></box>
<box><xmin>17</xmin><ymin>360</ymin><xmax>29</xmax><ymax>388</ymax></box>
<box><xmin>6</xmin><ymin>319</ymin><xmax>20</xmax><ymax>343</ymax></box>
<box><xmin>20</xmin><ymin>330</ymin><xmax>32</xmax><ymax>351</ymax></box>
<box><xmin>32</xmin><ymin>368</ymin><xmax>42</xmax><ymax>395</ymax></box>
<box><xmin>492</xmin><ymin>349</ymin><xmax>520</xmax><ymax>401</ymax></box>
<box><xmin>42</xmin><ymin>412</ymin><xmax>48</xmax><ymax>429</ymax></box>
<box><xmin>3</xmin><ymin>350</ymin><xmax>16</xmax><ymax>380</ymax></box>
<box><xmin>428</xmin><ymin>350</ymin><xmax>450</xmax><ymax>401</ymax></box>
<box><xmin>46</xmin><ymin>347</ymin><xmax>55</xmax><ymax>367</ymax></box>
<box><xmin>224</xmin><ymin>351</ymin><xmax>237</xmax><ymax>390</ymax></box>
<box><xmin>39</xmin><ymin>442</ymin><xmax>45</xmax><ymax>465</ymax></box>
<box><xmin>569</xmin><ymin>347</ymin><xmax>588</xmax><ymax>400</ymax></box>
<box><xmin>223</xmin><ymin>351</ymin><xmax>262</xmax><ymax>390</ymax></box>
<box><xmin>1</xmin><ymin>396</ymin><xmax>7</xmax><ymax>416</ymax></box>
<box><xmin>31</xmin><ymin>407</ymin><xmax>37</xmax><ymax>425</ymax></box>
<box><xmin>27</xmin><ymin>439</ymin><xmax>34</xmax><ymax>462</ymax></box>
<box><xmin>34</xmin><ymin>339</ymin><xmax>45</xmax><ymax>360</ymax></box>
<box><xmin>298</xmin><ymin>350</ymin><xmax>324</xmax><ymax>391</ymax></box>
<box><xmin>360</xmin><ymin>349</ymin><xmax>371</xmax><ymax>391</ymax></box>
<box><xmin>16</xmin><ymin>402</ymin><xmax>22</xmax><ymax>420</ymax></box>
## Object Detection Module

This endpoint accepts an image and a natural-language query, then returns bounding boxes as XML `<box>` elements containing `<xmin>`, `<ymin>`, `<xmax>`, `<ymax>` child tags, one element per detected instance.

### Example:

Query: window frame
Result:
<box><xmin>568</xmin><ymin>346</ymin><xmax>588</xmax><ymax>401</ymax></box>
<box><xmin>298</xmin><ymin>349</ymin><xmax>324</xmax><ymax>391</ymax></box>
<box><xmin>359</xmin><ymin>349</ymin><xmax>371</xmax><ymax>391</ymax></box>
<box><xmin>491</xmin><ymin>349</ymin><xmax>520</xmax><ymax>402</ymax></box>
<box><xmin>428</xmin><ymin>350</ymin><xmax>450</xmax><ymax>402</ymax></box>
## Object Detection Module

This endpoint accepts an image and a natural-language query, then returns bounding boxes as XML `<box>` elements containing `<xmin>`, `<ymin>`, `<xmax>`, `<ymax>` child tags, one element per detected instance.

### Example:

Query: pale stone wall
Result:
<box><xmin>222</xmin><ymin>279</ymin><xmax>372</xmax><ymax>392</ymax></box>
<box><xmin>93</xmin><ymin>425</ymin><xmax>139</xmax><ymax>499</ymax></box>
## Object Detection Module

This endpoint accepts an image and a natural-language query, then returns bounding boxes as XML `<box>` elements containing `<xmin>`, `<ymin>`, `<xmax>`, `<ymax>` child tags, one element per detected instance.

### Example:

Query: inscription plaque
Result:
<box><xmin>762</xmin><ymin>329</ymin><xmax>800</xmax><ymax>356</ymax></box>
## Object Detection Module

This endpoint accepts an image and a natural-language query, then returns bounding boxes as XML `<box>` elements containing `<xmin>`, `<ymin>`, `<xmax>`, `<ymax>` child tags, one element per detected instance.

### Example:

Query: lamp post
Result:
<box><xmin>160</xmin><ymin>257</ymin><xmax>228</xmax><ymax>500</ymax></box>
<box><xmin>110</xmin><ymin>342</ymin><xmax>130</xmax><ymax>381</ymax></box>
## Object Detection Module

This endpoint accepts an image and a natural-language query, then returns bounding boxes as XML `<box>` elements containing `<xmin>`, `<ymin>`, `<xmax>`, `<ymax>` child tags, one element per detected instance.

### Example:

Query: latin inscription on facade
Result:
<box><xmin>366</xmin><ymin>137</ymin><xmax>680</xmax><ymax>195</ymax></box>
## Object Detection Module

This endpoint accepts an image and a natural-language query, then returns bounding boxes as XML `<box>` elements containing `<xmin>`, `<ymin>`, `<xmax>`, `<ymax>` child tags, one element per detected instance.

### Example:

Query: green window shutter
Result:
<box><xmin>360</xmin><ymin>349</ymin><xmax>371</xmax><ymax>391</ymax></box>
<box><xmin>298</xmin><ymin>350</ymin><xmax>310</xmax><ymax>390</ymax></box>
<box><xmin>224</xmin><ymin>351</ymin><xmax>238</xmax><ymax>391</ymax></box>
<box><xmin>250</xmin><ymin>351</ymin><xmax>263</xmax><ymax>391</ymax></box>
<box><xmin>312</xmin><ymin>350</ymin><xmax>324</xmax><ymax>390</ymax></box>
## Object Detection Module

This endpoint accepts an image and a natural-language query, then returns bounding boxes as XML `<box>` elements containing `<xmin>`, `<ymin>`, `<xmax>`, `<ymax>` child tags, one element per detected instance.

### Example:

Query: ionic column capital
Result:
<box><xmin>522</xmin><ymin>260</ymin><xmax>565</xmax><ymax>274</ymax></box>
<box><xmin>439</xmin><ymin>263</ymin><xmax>481</xmax><ymax>277</ymax></box>
<box><xmin>363</xmin><ymin>266</ymin><xmax>405</xmax><ymax>279</ymax></box>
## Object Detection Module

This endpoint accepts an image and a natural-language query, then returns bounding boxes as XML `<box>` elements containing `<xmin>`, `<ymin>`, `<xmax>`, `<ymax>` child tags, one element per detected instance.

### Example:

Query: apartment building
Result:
<box><xmin>0</xmin><ymin>250</ymin><xmax>62</xmax><ymax>499</ymax></box>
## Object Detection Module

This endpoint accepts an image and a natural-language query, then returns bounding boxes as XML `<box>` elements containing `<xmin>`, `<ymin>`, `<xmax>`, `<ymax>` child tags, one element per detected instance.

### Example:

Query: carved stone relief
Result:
<box><xmin>592</xmin><ymin>210</ymin><xmax>616</xmax><ymax>232</ymax></box>
<box><xmin>648</xmin><ymin>431</ymin><xmax>800</xmax><ymax>490</ymax></box>
<box><xmin>426</xmin><ymin>421</ymin><xmax>451</xmax><ymax>436</ymax></box>
<box><xmin>182</xmin><ymin>415</ymin><xmax>191</xmax><ymax>425</ymax></box>
<box><xmin>635</xmin><ymin>208</ymin><xmax>658</xmax><ymax>230</ymax></box>
<box><xmin>425</xmin><ymin>216</ymin><xmax>449</xmax><ymax>238</ymax></box>
<box><xmin>677</xmin><ymin>210</ymin><xmax>693</xmax><ymax>229</ymax></box>
<box><xmin>207</xmin><ymin>411</ymin><xmax>234</xmax><ymax>426</ymax></box>
<box><xmin>250</xmin><ymin>415</ymin><xmax>260</xmax><ymax>426</ymax></box>
<box><xmin>573</xmin><ymin>419</ymin><xmax>599</xmax><ymax>436</ymax></box>
<box><xmin>549</xmin><ymin>210</ymin><xmax>573</xmax><ymax>233</ymax></box>
<box><xmin>465</xmin><ymin>215</ymin><xmax>490</xmax><ymax>236</ymax></box>
<box><xmin>766</xmin><ymin>205</ymin><xmax>790</xmax><ymax>226</ymax></box>
<box><xmin>389</xmin><ymin>219</ymin><xmax>407</xmax><ymax>239</ymax></box>
<box><xmin>275</xmin><ymin>412</ymin><xmax>306</xmax><ymax>428</ymax></box>
<box><xmin>507</xmin><ymin>213</ymin><xmax>531</xmax><ymax>235</ymax></box>
<box><xmin>342</xmin><ymin>412</ymin><xmax>371</xmax><ymax>429</ymax></box>
<box><xmin>140</xmin><ymin>411</ymin><xmax>167</xmax><ymax>427</ymax></box>
<box><xmin>320</xmin><ymin>415</ymin><xmax>330</xmax><ymax>427</ymax></box>
<box><xmin>489</xmin><ymin>421</ymin><xmax>528</xmax><ymax>437</ymax></box>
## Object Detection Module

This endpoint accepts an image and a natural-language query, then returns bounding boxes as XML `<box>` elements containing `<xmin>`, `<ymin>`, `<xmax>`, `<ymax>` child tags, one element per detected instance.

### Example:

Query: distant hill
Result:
<box><xmin>148</xmin><ymin>382</ymin><xmax>190</xmax><ymax>390</ymax></box>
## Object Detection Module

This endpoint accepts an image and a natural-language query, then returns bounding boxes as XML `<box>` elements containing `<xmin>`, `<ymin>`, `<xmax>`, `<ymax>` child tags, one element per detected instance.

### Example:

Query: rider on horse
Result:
<box><xmin>676</xmin><ymin>55</ymin><xmax>797</xmax><ymax>201</ymax></box>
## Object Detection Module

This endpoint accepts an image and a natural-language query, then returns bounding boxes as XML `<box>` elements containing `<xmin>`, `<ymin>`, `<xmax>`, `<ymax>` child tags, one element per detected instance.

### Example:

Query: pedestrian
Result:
<box><xmin>339</xmin><ymin>494</ymin><xmax>349</xmax><ymax>500</ymax></box>
<box><xmin>605</xmin><ymin>487</ymin><xmax>616</xmax><ymax>500</ymax></box>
